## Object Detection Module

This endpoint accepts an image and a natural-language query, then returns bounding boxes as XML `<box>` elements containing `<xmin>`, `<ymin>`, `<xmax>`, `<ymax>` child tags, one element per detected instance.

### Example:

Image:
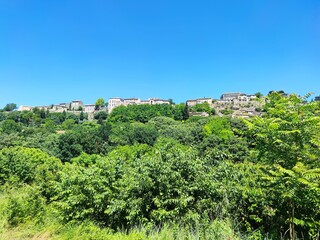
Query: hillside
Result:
<box><xmin>0</xmin><ymin>92</ymin><xmax>319</xmax><ymax>239</ymax></box>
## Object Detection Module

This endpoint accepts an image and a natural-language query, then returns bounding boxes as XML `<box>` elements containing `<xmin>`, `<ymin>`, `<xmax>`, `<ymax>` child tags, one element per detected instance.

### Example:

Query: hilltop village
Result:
<box><xmin>17</xmin><ymin>92</ymin><xmax>265</xmax><ymax>119</ymax></box>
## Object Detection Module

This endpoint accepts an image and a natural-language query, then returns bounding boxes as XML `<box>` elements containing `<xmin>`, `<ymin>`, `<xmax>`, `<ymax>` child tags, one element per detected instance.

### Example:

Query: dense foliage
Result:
<box><xmin>0</xmin><ymin>95</ymin><xmax>319</xmax><ymax>239</ymax></box>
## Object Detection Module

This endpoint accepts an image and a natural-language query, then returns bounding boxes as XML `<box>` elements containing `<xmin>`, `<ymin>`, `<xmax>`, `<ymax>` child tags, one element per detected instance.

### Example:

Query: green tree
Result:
<box><xmin>20</xmin><ymin>111</ymin><xmax>33</xmax><ymax>125</ymax></box>
<box><xmin>173</xmin><ymin>103</ymin><xmax>186</xmax><ymax>121</ymax></box>
<box><xmin>266</xmin><ymin>163</ymin><xmax>320</xmax><ymax>239</ymax></box>
<box><xmin>94</xmin><ymin>111</ymin><xmax>108</xmax><ymax>121</ymax></box>
<box><xmin>1</xmin><ymin>119</ymin><xmax>22</xmax><ymax>134</ymax></box>
<box><xmin>61</xmin><ymin>119</ymin><xmax>76</xmax><ymax>130</ymax></box>
<box><xmin>79</xmin><ymin>111</ymin><xmax>88</xmax><ymax>121</ymax></box>
<box><xmin>108</xmin><ymin>104</ymin><xmax>176</xmax><ymax>124</ymax></box>
<box><xmin>0</xmin><ymin>147</ymin><xmax>62</xmax><ymax>197</ymax></box>
<box><xmin>203</xmin><ymin>117</ymin><xmax>234</xmax><ymax>140</ymax></box>
<box><xmin>109</xmin><ymin>122</ymin><xmax>158</xmax><ymax>146</ymax></box>
<box><xmin>254</xmin><ymin>92</ymin><xmax>263</xmax><ymax>98</ymax></box>
<box><xmin>3</xmin><ymin>103</ymin><xmax>17</xmax><ymax>111</ymax></box>
<box><xmin>95</xmin><ymin>98</ymin><xmax>105</xmax><ymax>110</ymax></box>
<box><xmin>243</xmin><ymin>92</ymin><xmax>320</xmax><ymax>238</ymax></box>
<box><xmin>159</xmin><ymin>121</ymin><xmax>203</xmax><ymax>145</ymax></box>
<box><xmin>189</xmin><ymin>102</ymin><xmax>213</xmax><ymax>115</ymax></box>
<box><xmin>43</xmin><ymin>119</ymin><xmax>56</xmax><ymax>132</ymax></box>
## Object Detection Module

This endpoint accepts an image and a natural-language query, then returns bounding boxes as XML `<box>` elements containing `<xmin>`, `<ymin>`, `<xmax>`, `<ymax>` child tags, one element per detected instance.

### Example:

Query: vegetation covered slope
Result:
<box><xmin>0</xmin><ymin>92</ymin><xmax>319</xmax><ymax>239</ymax></box>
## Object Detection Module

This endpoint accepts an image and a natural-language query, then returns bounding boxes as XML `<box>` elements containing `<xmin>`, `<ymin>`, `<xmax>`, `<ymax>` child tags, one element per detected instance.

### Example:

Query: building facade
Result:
<box><xmin>186</xmin><ymin>98</ymin><xmax>213</xmax><ymax>107</ymax></box>
<box><xmin>107</xmin><ymin>97</ymin><xmax>171</xmax><ymax>112</ymax></box>
<box><xmin>70</xmin><ymin>100</ymin><xmax>83</xmax><ymax>110</ymax></box>
<box><xmin>83</xmin><ymin>104</ymin><xmax>96</xmax><ymax>113</ymax></box>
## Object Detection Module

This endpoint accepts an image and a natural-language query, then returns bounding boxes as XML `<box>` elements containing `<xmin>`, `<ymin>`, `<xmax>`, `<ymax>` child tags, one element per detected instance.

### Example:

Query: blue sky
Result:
<box><xmin>0</xmin><ymin>0</ymin><xmax>319</xmax><ymax>107</ymax></box>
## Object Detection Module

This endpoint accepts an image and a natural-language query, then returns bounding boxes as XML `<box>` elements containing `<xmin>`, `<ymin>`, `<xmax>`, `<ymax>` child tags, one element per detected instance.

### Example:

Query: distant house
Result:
<box><xmin>70</xmin><ymin>100</ymin><xmax>83</xmax><ymax>110</ymax></box>
<box><xmin>220</xmin><ymin>92</ymin><xmax>244</xmax><ymax>101</ymax></box>
<box><xmin>220</xmin><ymin>93</ymin><xmax>257</xmax><ymax>102</ymax></box>
<box><xmin>18</xmin><ymin>106</ymin><xmax>32</xmax><ymax>111</ymax></box>
<box><xmin>108</xmin><ymin>98</ymin><xmax>124</xmax><ymax>112</ymax></box>
<box><xmin>196</xmin><ymin>98</ymin><xmax>212</xmax><ymax>104</ymax></box>
<box><xmin>140</xmin><ymin>100</ymin><xmax>151</xmax><ymax>104</ymax></box>
<box><xmin>150</xmin><ymin>98</ymin><xmax>170</xmax><ymax>105</ymax></box>
<box><xmin>83</xmin><ymin>104</ymin><xmax>95</xmax><ymax>113</ymax></box>
<box><xmin>58</xmin><ymin>103</ymin><xmax>68</xmax><ymax>108</ymax></box>
<box><xmin>315</xmin><ymin>96</ymin><xmax>320</xmax><ymax>101</ymax></box>
<box><xmin>123</xmin><ymin>98</ymin><xmax>140</xmax><ymax>106</ymax></box>
<box><xmin>36</xmin><ymin>106</ymin><xmax>49</xmax><ymax>110</ymax></box>
<box><xmin>186</xmin><ymin>100</ymin><xmax>197</xmax><ymax>107</ymax></box>
<box><xmin>51</xmin><ymin>104</ymin><xmax>67</xmax><ymax>112</ymax></box>
<box><xmin>186</xmin><ymin>98</ymin><xmax>212</xmax><ymax>107</ymax></box>
<box><xmin>108</xmin><ymin>97</ymin><xmax>171</xmax><ymax>112</ymax></box>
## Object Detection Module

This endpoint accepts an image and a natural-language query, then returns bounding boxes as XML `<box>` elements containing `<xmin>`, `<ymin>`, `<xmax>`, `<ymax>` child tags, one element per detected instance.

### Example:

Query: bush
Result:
<box><xmin>6</xmin><ymin>186</ymin><xmax>46</xmax><ymax>226</ymax></box>
<box><xmin>0</xmin><ymin>147</ymin><xmax>62</xmax><ymax>198</ymax></box>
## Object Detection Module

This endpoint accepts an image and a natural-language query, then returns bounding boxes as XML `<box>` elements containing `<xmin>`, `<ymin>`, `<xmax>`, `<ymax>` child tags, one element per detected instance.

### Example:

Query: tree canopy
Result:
<box><xmin>0</xmin><ymin>93</ymin><xmax>319</xmax><ymax>239</ymax></box>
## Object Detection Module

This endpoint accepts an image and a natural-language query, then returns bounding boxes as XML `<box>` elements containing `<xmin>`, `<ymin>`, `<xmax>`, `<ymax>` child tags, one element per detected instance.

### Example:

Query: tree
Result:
<box><xmin>0</xmin><ymin>147</ymin><xmax>61</xmax><ymax>194</ymax></box>
<box><xmin>203</xmin><ymin>117</ymin><xmax>234</xmax><ymax>140</ymax></box>
<box><xmin>1</xmin><ymin>119</ymin><xmax>22</xmax><ymax>133</ymax></box>
<box><xmin>95</xmin><ymin>98</ymin><xmax>105</xmax><ymax>110</ymax></box>
<box><xmin>108</xmin><ymin>104</ymin><xmax>176</xmax><ymax>124</ymax></box>
<box><xmin>43</xmin><ymin>119</ymin><xmax>56</xmax><ymax>133</ymax></box>
<box><xmin>183</xmin><ymin>103</ymin><xmax>189</xmax><ymax>120</ymax></box>
<box><xmin>243</xmin><ymin>92</ymin><xmax>320</xmax><ymax>238</ymax></box>
<box><xmin>20</xmin><ymin>111</ymin><xmax>33</xmax><ymax>125</ymax></box>
<box><xmin>159</xmin><ymin>121</ymin><xmax>203</xmax><ymax>145</ymax></box>
<box><xmin>254</xmin><ymin>92</ymin><xmax>263</xmax><ymax>98</ymax></box>
<box><xmin>94</xmin><ymin>111</ymin><xmax>108</xmax><ymax>121</ymax></box>
<box><xmin>79</xmin><ymin>111</ymin><xmax>88</xmax><ymax>121</ymax></box>
<box><xmin>173</xmin><ymin>103</ymin><xmax>185</xmax><ymax>121</ymax></box>
<box><xmin>189</xmin><ymin>102</ymin><xmax>212</xmax><ymax>115</ymax></box>
<box><xmin>66</xmin><ymin>112</ymin><xmax>80</xmax><ymax>123</ymax></box>
<box><xmin>109</xmin><ymin>122</ymin><xmax>158</xmax><ymax>146</ymax></box>
<box><xmin>61</xmin><ymin>119</ymin><xmax>76</xmax><ymax>130</ymax></box>
<box><xmin>3</xmin><ymin>103</ymin><xmax>17</xmax><ymax>111</ymax></box>
<box><xmin>266</xmin><ymin>163</ymin><xmax>320</xmax><ymax>239</ymax></box>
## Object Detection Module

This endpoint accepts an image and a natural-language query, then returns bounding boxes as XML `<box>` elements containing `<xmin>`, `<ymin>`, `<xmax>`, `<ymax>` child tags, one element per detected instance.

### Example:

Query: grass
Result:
<box><xmin>0</xmin><ymin>190</ymin><xmax>244</xmax><ymax>240</ymax></box>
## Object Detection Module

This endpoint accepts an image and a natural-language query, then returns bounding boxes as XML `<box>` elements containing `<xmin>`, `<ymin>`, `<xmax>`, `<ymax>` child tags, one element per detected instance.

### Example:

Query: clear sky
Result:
<box><xmin>0</xmin><ymin>0</ymin><xmax>319</xmax><ymax>107</ymax></box>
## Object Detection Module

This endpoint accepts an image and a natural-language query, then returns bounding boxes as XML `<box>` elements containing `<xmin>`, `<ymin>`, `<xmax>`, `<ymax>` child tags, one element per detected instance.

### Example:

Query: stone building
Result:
<box><xmin>18</xmin><ymin>106</ymin><xmax>33</xmax><ymax>111</ymax></box>
<box><xmin>108</xmin><ymin>98</ymin><xmax>124</xmax><ymax>112</ymax></box>
<box><xmin>70</xmin><ymin>100</ymin><xmax>83</xmax><ymax>110</ymax></box>
<box><xmin>123</xmin><ymin>98</ymin><xmax>140</xmax><ymax>106</ymax></box>
<box><xmin>107</xmin><ymin>97</ymin><xmax>171</xmax><ymax>113</ymax></box>
<box><xmin>51</xmin><ymin>104</ymin><xmax>68</xmax><ymax>112</ymax></box>
<box><xmin>83</xmin><ymin>104</ymin><xmax>95</xmax><ymax>113</ymax></box>
<box><xmin>220</xmin><ymin>92</ymin><xmax>244</xmax><ymax>101</ymax></box>
<box><xmin>186</xmin><ymin>98</ymin><xmax>213</xmax><ymax>107</ymax></box>
<box><xmin>150</xmin><ymin>98</ymin><xmax>170</xmax><ymax>105</ymax></box>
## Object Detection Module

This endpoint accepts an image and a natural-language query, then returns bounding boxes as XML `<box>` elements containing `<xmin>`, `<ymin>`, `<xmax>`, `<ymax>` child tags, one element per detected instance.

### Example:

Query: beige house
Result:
<box><xmin>139</xmin><ymin>100</ymin><xmax>151</xmax><ymax>104</ymax></box>
<box><xmin>70</xmin><ymin>100</ymin><xmax>83</xmax><ymax>110</ymax></box>
<box><xmin>18</xmin><ymin>106</ymin><xmax>33</xmax><ymax>111</ymax></box>
<box><xmin>150</xmin><ymin>98</ymin><xmax>170</xmax><ymax>105</ymax></box>
<box><xmin>123</xmin><ymin>98</ymin><xmax>140</xmax><ymax>106</ymax></box>
<box><xmin>220</xmin><ymin>93</ymin><xmax>256</xmax><ymax>103</ymax></box>
<box><xmin>186</xmin><ymin>98</ymin><xmax>213</xmax><ymax>107</ymax></box>
<box><xmin>108</xmin><ymin>98</ymin><xmax>124</xmax><ymax>112</ymax></box>
<box><xmin>186</xmin><ymin>100</ymin><xmax>197</xmax><ymax>107</ymax></box>
<box><xmin>108</xmin><ymin>97</ymin><xmax>171</xmax><ymax>113</ymax></box>
<box><xmin>36</xmin><ymin>106</ymin><xmax>49</xmax><ymax>110</ymax></box>
<box><xmin>220</xmin><ymin>92</ymin><xmax>243</xmax><ymax>101</ymax></box>
<box><xmin>83</xmin><ymin>104</ymin><xmax>95</xmax><ymax>113</ymax></box>
<box><xmin>51</xmin><ymin>104</ymin><xmax>67</xmax><ymax>112</ymax></box>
